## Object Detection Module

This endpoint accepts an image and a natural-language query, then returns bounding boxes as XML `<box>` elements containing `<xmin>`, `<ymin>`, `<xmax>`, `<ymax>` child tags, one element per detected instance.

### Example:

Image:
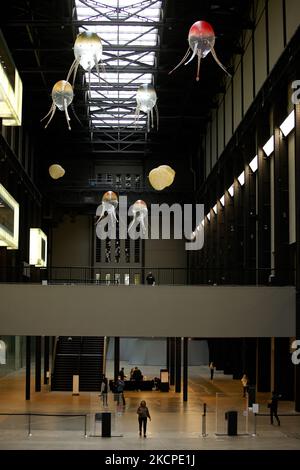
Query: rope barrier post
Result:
<box><xmin>84</xmin><ymin>415</ymin><xmax>87</xmax><ymax>438</ymax></box>
<box><xmin>251</xmin><ymin>404</ymin><xmax>259</xmax><ymax>436</ymax></box>
<box><xmin>28</xmin><ymin>414</ymin><xmax>32</xmax><ymax>437</ymax></box>
<box><xmin>252</xmin><ymin>413</ymin><xmax>257</xmax><ymax>436</ymax></box>
<box><xmin>202</xmin><ymin>403</ymin><xmax>207</xmax><ymax>437</ymax></box>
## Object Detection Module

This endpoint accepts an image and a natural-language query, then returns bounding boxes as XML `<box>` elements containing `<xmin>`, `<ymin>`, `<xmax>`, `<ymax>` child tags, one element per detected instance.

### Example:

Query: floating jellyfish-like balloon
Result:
<box><xmin>169</xmin><ymin>20</ymin><xmax>231</xmax><ymax>81</ymax></box>
<box><xmin>128</xmin><ymin>200</ymin><xmax>148</xmax><ymax>236</ymax></box>
<box><xmin>66</xmin><ymin>31</ymin><xmax>103</xmax><ymax>86</ymax></box>
<box><xmin>49</xmin><ymin>164</ymin><xmax>65</xmax><ymax>180</ymax></box>
<box><xmin>41</xmin><ymin>80</ymin><xmax>74</xmax><ymax>130</ymax></box>
<box><xmin>96</xmin><ymin>191</ymin><xmax>118</xmax><ymax>227</ymax></box>
<box><xmin>135</xmin><ymin>84</ymin><xmax>159</xmax><ymax>132</ymax></box>
<box><xmin>149</xmin><ymin>165</ymin><xmax>175</xmax><ymax>191</ymax></box>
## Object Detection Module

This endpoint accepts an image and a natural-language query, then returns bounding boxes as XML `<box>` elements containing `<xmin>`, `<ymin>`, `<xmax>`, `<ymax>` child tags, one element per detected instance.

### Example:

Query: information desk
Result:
<box><xmin>109</xmin><ymin>380</ymin><xmax>154</xmax><ymax>391</ymax></box>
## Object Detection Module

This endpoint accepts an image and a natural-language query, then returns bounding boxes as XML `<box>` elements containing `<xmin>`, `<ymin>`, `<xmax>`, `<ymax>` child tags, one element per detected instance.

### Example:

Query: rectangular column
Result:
<box><xmin>114</xmin><ymin>337</ymin><xmax>120</xmax><ymax>382</ymax></box>
<box><xmin>183</xmin><ymin>338</ymin><xmax>188</xmax><ymax>402</ymax></box>
<box><xmin>26</xmin><ymin>336</ymin><xmax>31</xmax><ymax>401</ymax></box>
<box><xmin>35</xmin><ymin>336</ymin><xmax>41</xmax><ymax>392</ymax></box>
<box><xmin>166</xmin><ymin>337</ymin><xmax>170</xmax><ymax>371</ymax></box>
<box><xmin>295</xmin><ymin>101</ymin><xmax>300</xmax><ymax>411</ymax></box>
<box><xmin>44</xmin><ymin>336</ymin><xmax>49</xmax><ymax>385</ymax></box>
<box><xmin>175</xmin><ymin>337</ymin><xmax>181</xmax><ymax>393</ymax></box>
<box><xmin>256</xmin><ymin>338</ymin><xmax>271</xmax><ymax>392</ymax></box>
<box><xmin>170</xmin><ymin>338</ymin><xmax>175</xmax><ymax>386</ymax></box>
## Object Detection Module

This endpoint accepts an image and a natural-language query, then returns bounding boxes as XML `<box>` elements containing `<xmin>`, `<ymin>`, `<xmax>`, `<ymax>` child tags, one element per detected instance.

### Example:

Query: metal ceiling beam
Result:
<box><xmin>12</xmin><ymin>45</ymin><xmax>179</xmax><ymax>52</ymax></box>
<box><xmin>20</xmin><ymin>66</ymin><xmax>160</xmax><ymax>73</ymax></box>
<box><xmin>4</xmin><ymin>20</ymin><xmax>163</xmax><ymax>27</ymax></box>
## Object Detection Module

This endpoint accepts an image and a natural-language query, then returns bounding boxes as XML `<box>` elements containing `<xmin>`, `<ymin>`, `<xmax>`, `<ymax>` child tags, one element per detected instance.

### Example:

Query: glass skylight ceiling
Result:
<box><xmin>74</xmin><ymin>0</ymin><xmax>162</xmax><ymax>132</ymax></box>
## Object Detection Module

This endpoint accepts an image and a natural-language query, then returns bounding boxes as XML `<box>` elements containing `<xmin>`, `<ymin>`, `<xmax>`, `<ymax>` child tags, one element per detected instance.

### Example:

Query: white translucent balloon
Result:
<box><xmin>49</xmin><ymin>164</ymin><xmax>65</xmax><ymax>179</ymax></box>
<box><xmin>67</xmin><ymin>31</ymin><xmax>103</xmax><ymax>86</ymax></box>
<box><xmin>128</xmin><ymin>200</ymin><xmax>148</xmax><ymax>235</ymax></box>
<box><xmin>149</xmin><ymin>165</ymin><xmax>175</xmax><ymax>190</ymax></box>
<box><xmin>96</xmin><ymin>191</ymin><xmax>118</xmax><ymax>227</ymax></box>
<box><xmin>158</xmin><ymin>165</ymin><xmax>175</xmax><ymax>187</ymax></box>
<box><xmin>41</xmin><ymin>80</ymin><xmax>74</xmax><ymax>130</ymax></box>
<box><xmin>169</xmin><ymin>20</ymin><xmax>231</xmax><ymax>81</ymax></box>
<box><xmin>135</xmin><ymin>84</ymin><xmax>159</xmax><ymax>132</ymax></box>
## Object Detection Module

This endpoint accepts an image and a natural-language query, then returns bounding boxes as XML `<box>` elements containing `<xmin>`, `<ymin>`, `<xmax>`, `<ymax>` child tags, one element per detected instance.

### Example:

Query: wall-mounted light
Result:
<box><xmin>220</xmin><ymin>195</ymin><xmax>225</xmax><ymax>206</ymax></box>
<box><xmin>29</xmin><ymin>228</ymin><xmax>47</xmax><ymax>267</ymax></box>
<box><xmin>0</xmin><ymin>32</ymin><xmax>23</xmax><ymax>126</ymax></box>
<box><xmin>238</xmin><ymin>171</ymin><xmax>245</xmax><ymax>186</ymax></box>
<box><xmin>262</xmin><ymin>136</ymin><xmax>274</xmax><ymax>156</ymax></box>
<box><xmin>249</xmin><ymin>155</ymin><xmax>258</xmax><ymax>172</ymax></box>
<box><xmin>228</xmin><ymin>184</ymin><xmax>234</xmax><ymax>197</ymax></box>
<box><xmin>213</xmin><ymin>204</ymin><xmax>218</xmax><ymax>215</ymax></box>
<box><xmin>0</xmin><ymin>340</ymin><xmax>7</xmax><ymax>365</ymax></box>
<box><xmin>280</xmin><ymin>109</ymin><xmax>295</xmax><ymax>137</ymax></box>
<box><xmin>201</xmin><ymin>219</ymin><xmax>205</xmax><ymax>227</ymax></box>
<box><xmin>0</xmin><ymin>183</ymin><xmax>19</xmax><ymax>249</ymax></box>
<box><xmin>206</xmin><ymin>212</ymin><xmax>211</xmax><ymax>221</ymax></box>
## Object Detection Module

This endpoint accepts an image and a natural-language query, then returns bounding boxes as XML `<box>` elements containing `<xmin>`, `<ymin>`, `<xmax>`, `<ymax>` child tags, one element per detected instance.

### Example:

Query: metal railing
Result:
<box><xmin>0</xmin><ymin>412</ymin><xmax>88</xmax><ymax>437</ymax></box>
<box><xmin>0</xmin><ymin>266</ymin><xmax>296</xmax><ymax>286</ymax></box>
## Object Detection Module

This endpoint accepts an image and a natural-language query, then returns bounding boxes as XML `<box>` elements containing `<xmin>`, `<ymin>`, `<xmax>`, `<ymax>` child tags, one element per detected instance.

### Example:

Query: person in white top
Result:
<box><xmin>209</xmin><ymin>362</ymin><xmax>215</xmax><ymax>380</ymax></box>
<box><xmin>241</xmin><ymin>374</ymin><xmax>249</xmax><ymax>397</ymax></box>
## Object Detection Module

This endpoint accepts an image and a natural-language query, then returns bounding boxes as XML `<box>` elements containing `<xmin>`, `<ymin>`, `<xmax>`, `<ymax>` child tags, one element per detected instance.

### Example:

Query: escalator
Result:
<box><xmin>51</xmin><ymin>336</ymin><xmax>106</xmax><ymax>391</ymax></box>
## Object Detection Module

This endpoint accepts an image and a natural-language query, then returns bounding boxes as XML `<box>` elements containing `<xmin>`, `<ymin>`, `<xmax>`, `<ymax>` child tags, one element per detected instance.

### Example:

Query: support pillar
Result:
<box><xmin>183</xmin><ymin>338</ymin><xmax>188</xmax><ymax>402</ymax></box>
<box><xmin>256</xmin><ymin>338</ymin><xmax>271</xmax><ymax>392</ymax></box>
<box><xmin>26</xmin><ymin>336</ymin><xmax>31</xmax><ymax>401</ymax></box>
<box><xmin>274</xmin><ymin>338</ymin><xmax>294</xmax><ymax>400</ymax></box>
<box><xmin>175</xmin><ymin>337</ymin><xmax>181</xmax><ymax>393</ymax></box>
<box><xmin>294</xmin><ymin>99</ymin><xmax>300</xmax><ymax>411</ymax></box>
<box><xmin>44</xmin><ymin>336</ymin><xmax>49</xmax><ymax>385</ymax></box>
<box><xmin>35</xmin><ymin>336</ymin><xmax>41</xmax><ymax>392</ymax></box>
<box><xmin>170</xmin><ymin>338</ymin><xmax>175</xmax><ymax>386</ymax></box>
<box><xmin>166</xmin><ymin>337</ymin><xmax>170</xmax><ymax>372</ymax></box>
<box><xmin>114</xmin><ymin>337</ymin><xmax>120</xmax><ymax>382</ymax></box>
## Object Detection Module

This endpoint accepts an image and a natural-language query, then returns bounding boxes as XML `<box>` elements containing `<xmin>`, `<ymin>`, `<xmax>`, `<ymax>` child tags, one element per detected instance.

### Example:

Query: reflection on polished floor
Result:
<box><xmin>0</xmin><ymin>363</ymin><xmax>300</xmax><ymax>450</ymax></box>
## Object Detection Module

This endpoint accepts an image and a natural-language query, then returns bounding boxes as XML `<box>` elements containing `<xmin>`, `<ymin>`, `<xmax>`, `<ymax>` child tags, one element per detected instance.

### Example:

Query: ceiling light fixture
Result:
<box><xmin>249</xmin><ymin>155</ymin><xmax>258</xmax><ymax>172</ymax></box>
<box><xmin>238</xmin><ymin>171</ymin><xmax>245</xmax><ymax>186</ymax></box>
<box><xmin>228</xmin><ymin>184</ymin><xmax>234</xmax><ymax>197</ymax></box>
<box><xmin>262</xmin><ymin>136</ymin><xmax>274</xmax><ymax>156</ymax></box>
<box><xmin>280</xmin><ymin>110</ymin><xmax>295</xmax><ymax>137</ymax></box>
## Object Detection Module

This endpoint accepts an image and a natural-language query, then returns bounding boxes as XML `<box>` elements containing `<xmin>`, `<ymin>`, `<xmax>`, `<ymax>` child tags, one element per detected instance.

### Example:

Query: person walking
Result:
<box><xmin>119</xmin><ymin>367</ymin><xmax>126</xmax><ymax>380</ymax></box>
<box><xmin>100</xmin><ymin>375</ymin><xmax>108</xmax><ymax>406</ymax></box>
<box><xmin>137</xmin><ymin>400</ymin><xmax>151</xmax><ymax>437</ymax></box>
<box><xmin>116</xmin><ymin>376</ymin><xmax>126</xmax><ymax>406</ymax></box>
<box><xmin>209</xmin><ymin>362</ymin><xmax>215</xmax><ymax>380</ymax></box>
<box><xmin>241</xmin><ymin>374</ymin><xmax>249</xmax><ymax>397</ymax></box>
<box><xmin>269</xmin><ymin>391</ymin><xmax>281</xmax><ymax>425</ymax></box>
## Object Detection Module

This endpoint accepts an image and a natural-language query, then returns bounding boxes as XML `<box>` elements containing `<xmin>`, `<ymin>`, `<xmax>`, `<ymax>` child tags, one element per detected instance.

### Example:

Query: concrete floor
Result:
<box><xmin>0</xmin><ymin>362</ymin><xmax>300</xmax><ymax>450</ymax></box>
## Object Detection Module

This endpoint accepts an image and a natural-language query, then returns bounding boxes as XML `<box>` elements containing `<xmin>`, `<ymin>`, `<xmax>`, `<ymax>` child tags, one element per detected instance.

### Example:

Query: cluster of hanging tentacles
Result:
<box><xmin>41</xmin><ymin>31</ymin><xmax>103</xmax><ymax>130</ymax></box>
<box><xmin>42</xmin><ymin>20</ymin><xmax>230</xmax><ymax>132</ymax></box>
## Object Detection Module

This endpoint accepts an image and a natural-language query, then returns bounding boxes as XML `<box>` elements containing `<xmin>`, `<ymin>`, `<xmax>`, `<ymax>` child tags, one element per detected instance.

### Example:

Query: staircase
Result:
<box><xmin>51</xmin><ymin>336</ymin><xmax>105</xmax><ymax>391</ymax></box>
